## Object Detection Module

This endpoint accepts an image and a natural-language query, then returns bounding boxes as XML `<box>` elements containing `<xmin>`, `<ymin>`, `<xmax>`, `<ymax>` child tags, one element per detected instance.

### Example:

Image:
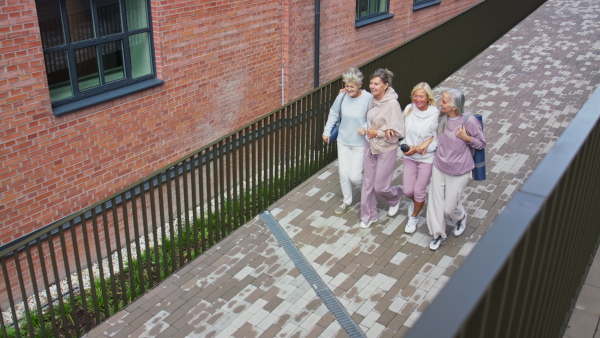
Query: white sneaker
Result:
<box><xmin>405</xmin><ymin>217</ymin><xmax>418</xmax><ymax>234</ymax></box>
<box><xmin>360</xmin><ymin>219</ymin><xmax>375</xmax><ymax>229</ymax></box>
<box><xmin>454</xmin><ymin>206</ymin><xmax>467</xmax><ymax>237</ymax></box>
<box><xmin>408</xmin><ymin>201</ymin><xmax>414</xmax><ymax>218</ymax></box>
<box><xmin>429</xmin><ymin>236</ymin><xmax>445</xmax><ymax>251</ymax></box>
<box><xmin>335</xmin><ymin>203</ymin><xmax>350</xmax><ymax>215</ymax></box>
<box><xmin>388</xmin><ymin>200</ymin><xmax>401</xmax><ymax>216</ymax></box>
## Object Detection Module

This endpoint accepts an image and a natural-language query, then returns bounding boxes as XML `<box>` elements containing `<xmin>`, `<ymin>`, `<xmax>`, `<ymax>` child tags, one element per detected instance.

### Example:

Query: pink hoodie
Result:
<box><xmin>366</xmin><ymin>87</ymin><xmax>405</xmax><ymax>155</ymax></box>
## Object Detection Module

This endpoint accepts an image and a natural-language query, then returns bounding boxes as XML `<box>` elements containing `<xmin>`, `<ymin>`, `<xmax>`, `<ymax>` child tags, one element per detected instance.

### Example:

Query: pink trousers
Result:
<box><xmin>360</xmin><ymin>143</ymin><xmax>402</xmax><ymax>224</ymax></box>
<box><xmin>402</xmin><ymin>158</ymin><xmax>433</xmax><ymax>203</ymax></box>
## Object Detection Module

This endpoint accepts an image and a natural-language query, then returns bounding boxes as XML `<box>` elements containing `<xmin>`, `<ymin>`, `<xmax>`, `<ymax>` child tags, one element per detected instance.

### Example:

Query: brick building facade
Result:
<box><xmin>0</xmin><ymin>0</ymin><xmax>482</xmax><ymax>246</ymax></box>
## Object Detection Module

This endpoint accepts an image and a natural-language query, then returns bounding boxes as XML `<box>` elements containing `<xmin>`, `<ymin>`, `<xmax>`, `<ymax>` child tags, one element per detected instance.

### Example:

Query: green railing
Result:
<box><xmin>0</xmin><ymin>0</ymin><xmax>548</xmax><ymax>335</ymax></box>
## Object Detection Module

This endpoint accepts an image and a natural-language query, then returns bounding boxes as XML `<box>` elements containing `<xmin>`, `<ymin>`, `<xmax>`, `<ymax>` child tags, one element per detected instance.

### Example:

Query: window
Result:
<box><xmin>35</xmin><ymin>0</ymin><xmax>162</xmax><ymax>115</ymax></box>
<box><xmin>413</xmin><ymin>0</ymin><xmax>442</xmax><ymax>10</ymax></box>
<box><xmin>356</xmin><ymin>0</ymin><xmax>393</xmax><ymax>27</ymax></box>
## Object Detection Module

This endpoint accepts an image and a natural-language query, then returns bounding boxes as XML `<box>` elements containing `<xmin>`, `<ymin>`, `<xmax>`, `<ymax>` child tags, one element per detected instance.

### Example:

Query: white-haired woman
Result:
<box><xmin>323</xmin><ymin>67</ymin><xmax>373</xmax><ymax>214</ymax></box>
<box><xmin>427</xmin><ymin>88</ymin><xmax>486</xmax><ymax>251</ymax></box>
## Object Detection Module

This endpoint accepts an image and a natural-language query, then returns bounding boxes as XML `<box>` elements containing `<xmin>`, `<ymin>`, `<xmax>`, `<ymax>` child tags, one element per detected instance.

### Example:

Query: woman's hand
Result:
<box><xmin>456</xmin><ymin>127</ymin><xmax>472</xmax><ymax>143</ymax></box>
<box><xmin>358</xmin><ymin>127</ymin><xmax>367</xmax><ymax>136</ymax></box>
<box><xmin>385</xmin><ymin>129</ymin><xmax>396</xmax><ymax>140</ymax></box>
<box><xmin>322</xmin><ymin>134</ymin><xmax>330</xmax><ymax>143</ymax></box>
<box><xmin>339</xmin><ymin>88</ymin><xmax>347</xmax><ymax>95</ymax></box>
<box><xmin>403</xmin><ymin>145</ymin><xmax>417</xmax><ymax>156</ymax></box>
<box><xmin>366</xmin><ymin>127</ymin><xmax>378</xmax><ymax>139</ymax></box>
<box><xmin>416</xmin><ymin>136</ymin><xmax>434</xmax><ymax>154</ymax></box>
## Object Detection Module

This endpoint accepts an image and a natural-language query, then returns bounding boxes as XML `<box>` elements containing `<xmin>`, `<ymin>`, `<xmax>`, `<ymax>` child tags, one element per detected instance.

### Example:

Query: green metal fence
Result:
<box><xmin>0</xmin><ymin>0</ymin><xmax>548</xmax><ymax>335</ymax></box>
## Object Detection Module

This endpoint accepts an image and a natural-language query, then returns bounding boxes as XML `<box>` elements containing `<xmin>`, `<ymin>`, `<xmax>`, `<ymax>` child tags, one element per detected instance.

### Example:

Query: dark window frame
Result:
<box><xmin>355</xmin><ymin>0</ymin><xmax>394</xmax><ymax>28</ymax></box>
<box><xmin>413</xmin><ymin>0</ymin><xmax>442</xmax><ymax>11</ymax></box>
<box><xmin>36</xmin><ymin>0</ymin><xmax>162</xmax><ymax>116</ymax></box>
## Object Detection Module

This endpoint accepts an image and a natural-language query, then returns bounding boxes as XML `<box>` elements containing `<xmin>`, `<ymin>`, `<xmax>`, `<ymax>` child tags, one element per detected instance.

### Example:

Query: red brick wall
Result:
<box><xmin>284</xmin><ymin>0</ymin><xmax>483</xmax><ymax>100</ymax></box>
<box><xmin>0</xmin><ymin>0</ymin><xmax>482</xmax><ymax>245</ymax></box>
<box><xmin>0</xmin><ymin>0</ymin><xmax>284</xmax><ymax>244</ymax></box>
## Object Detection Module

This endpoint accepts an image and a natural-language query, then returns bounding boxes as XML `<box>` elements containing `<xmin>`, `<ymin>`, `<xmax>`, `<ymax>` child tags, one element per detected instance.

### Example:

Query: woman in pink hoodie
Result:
<box><xmin>358</xmin><ymin>69</ymin><xmax>405</xmax><ymax>228</ymax></box>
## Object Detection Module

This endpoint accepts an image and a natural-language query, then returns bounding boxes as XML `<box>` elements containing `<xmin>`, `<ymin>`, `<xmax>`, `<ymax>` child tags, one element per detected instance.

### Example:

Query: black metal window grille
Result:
<box><xmin>35</xmin><ymin>0</ymin><xmax>157</xmax><ymax>113</ymax></box>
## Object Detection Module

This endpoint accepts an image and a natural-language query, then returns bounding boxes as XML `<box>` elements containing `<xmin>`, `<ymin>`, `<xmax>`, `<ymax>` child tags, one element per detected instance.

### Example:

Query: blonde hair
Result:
<box><xmin>405</xmin><ymin>82</ymin><xmax>435</xmax><ymax>117</ymax></box>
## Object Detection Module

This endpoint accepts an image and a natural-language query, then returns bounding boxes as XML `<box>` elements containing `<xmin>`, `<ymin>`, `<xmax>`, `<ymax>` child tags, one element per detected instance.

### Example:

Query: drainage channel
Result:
<box><xmin>259</xmin><ymin>210</ymin><xmax>367</xmax><ymax>338</ymax></box>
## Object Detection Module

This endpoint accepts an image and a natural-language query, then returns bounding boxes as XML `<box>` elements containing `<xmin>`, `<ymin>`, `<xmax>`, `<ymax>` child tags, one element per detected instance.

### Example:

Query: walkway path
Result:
<box><xmin>84</xmin><ymin>0</ymin><xmax>600</xmax><ymax>336</ymax></box>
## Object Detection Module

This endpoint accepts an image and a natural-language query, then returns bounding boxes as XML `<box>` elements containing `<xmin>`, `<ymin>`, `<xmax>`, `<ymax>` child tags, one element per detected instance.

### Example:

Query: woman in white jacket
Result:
<box><xmin>399</xmin><ymin>83</ymin><xmax>439</xmax><ymax>233</ymax></box>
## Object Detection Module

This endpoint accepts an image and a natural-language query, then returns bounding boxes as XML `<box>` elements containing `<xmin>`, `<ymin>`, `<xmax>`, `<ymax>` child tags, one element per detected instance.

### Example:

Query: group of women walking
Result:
<box><xmin>322</xmin><ymin>67</ymin><xmax>486</xmax><ymax>251</ymax></box>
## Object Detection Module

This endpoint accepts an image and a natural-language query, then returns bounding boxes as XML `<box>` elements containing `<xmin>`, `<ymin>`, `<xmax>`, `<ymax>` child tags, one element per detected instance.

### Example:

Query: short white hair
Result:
<box><xmin>342</xmin><ymin>67</ymin><xmax>364</xmax><ymax>85</ymax></box>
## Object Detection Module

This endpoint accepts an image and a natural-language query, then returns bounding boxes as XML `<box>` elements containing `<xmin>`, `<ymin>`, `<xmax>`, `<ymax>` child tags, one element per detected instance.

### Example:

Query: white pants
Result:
<box><xmin>337</xmin><ymin>142</ymin><xmax>364</xmax><ymax>205</ymax></box>
<box><xmin>426</xmin><ymin>166</ymin><xmax>469</xmax><ymax>239</ymax></box>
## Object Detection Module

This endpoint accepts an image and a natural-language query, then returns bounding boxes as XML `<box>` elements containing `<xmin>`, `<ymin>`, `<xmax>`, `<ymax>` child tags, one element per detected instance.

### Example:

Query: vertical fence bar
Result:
<box><xmin>232</xmin><ymin>135</ymin><xmax>240</xmax><ymax>230</ymax></box>
<box><xmin>80</xmin><ymin>215</ymin><xmax>100</xmax><ymax>326</ymax></box>
<box><xmin>139</xmin><ymin>183</ymin><xmax>154</xmax><ymax>289</ymax></box>
<box><xmin>91</xmin><ymin>208</ymin><xmax>110</xmax><ymax>319</ymax></box>
<box><xmin>27</xmin><ymin>245</ymin><xmax>48</xmax><ymax>336</ymax></box>
<box><xmin>0</xmin><ymin>260</ymin><xmax>8</xmax><ymax>335</ymax></box>
<box><xmin>1</xmin><ymin>257</ymin><xmax>21</xmax><ymax>337</ymax></box>
<box><xmin>244</xmin><ymin>127</ymin><xmax>251</xmax><ymax>221</ymax></box>
<box><xmin>218</xmin><ymin>140</ymin><xmax>226</xmax><ymax>239</ymax></box>
<box><xmin>182</xmin><ymin>159</ymin><xmax>192</xmax><ymax>260</ymax></box>
<box><xmin>120</xmin><ymin>192</ymin><xmax>137</xmax><ymax>301</ymax></box>
<box><xmin>190</xmin><ymin>154</ymin><xmax>200</xmax><ymax>257</ymax></box>
<box><xmin>256</xmin><ymin>120</ymin><xmax>263</xmax><ymax>212</ymax></box>
<box><xmin>165</xmin><ymin>171</ymin><xmax>177</xmax><ymax>273</ymax></box>
<box><xmin>206</xmin><ymin>148</ymin><xmax>214</xmax><ymax>247</ymax></box>
<box><xmin>269</xmin><ymin>114</ymin><xmax>275</xmax><ymax>203</ymax></box>
<box><xmin>36</xmin><ymin>238</ymin><xmax>59</xmax><ymax>335</ymax></box>
<box><xmin>70</xmin><ymin>217</ymin><xmax>91</xmax><ymax>331</ymax></box>
<box><xmin>130</xmin><ymin>187</ymin><xmax>145</xmax><ymax>295</ymax></box>
<box><xmin>14</xmin><ymin>250</ymin><xmax>34</xmax><ymax>336</ymax></box>
<box><xmin>250</xmin><ymin>126</ymin><xmax>257</xmax><ymax>215</ymax></box>
<box><xmin>47</xmin><ymin>230</ymin><xmax>69</xmax><ymax>336</ymax></box>
<box><xmin>294</xmin><ymin>100</ymin><xmax>303</xmax><ymax>184</ymax></box>
<box><xmin>275</xmin><ymin>111</ymin><xmax>282</xmax><ymax>200</ymax></box>
<box><xmin>157</xmin><ymin>173</ymin><xmax>168</xmax><ymax>279</ymax></box>
<box><xmin>149</xmin><ymin>177</ymin><xmax>160</xmax><ymax>278</ymax></box>
<box><xmin>225</xmin><ymin>138</ymin><xmax>234</xmax><ymax>233</ymax></box>
<box><xmin>198</xmin><ymin>154</ymin><xmax>207</xmax><ymax>252</ymax></box>
<box><xmin>500</xmin><ymin>231</ymin><xmax>531</xmax><ymax>338</ymax></box>
<box><xmin>110</xmin><ymin>197</ymin><xmax>127</xmax><ymax>301</ymax></box>
<box><xmin>173</xmin><ymin>164</ymin><xmax>184</xmax><ymax>268</ymax></box>
<box><xmin>213</xmin><ymin>144</ymin><xmax>222</xmax><ymax>242</ymax></box>
<box><xmin>285</xmin><ymin>106</ymin><xmax>293</xmax><ymax>193</ymax></box>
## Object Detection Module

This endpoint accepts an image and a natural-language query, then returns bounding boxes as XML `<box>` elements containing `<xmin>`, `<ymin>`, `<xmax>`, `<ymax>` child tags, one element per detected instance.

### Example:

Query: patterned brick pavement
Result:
<box><xmin>84</xmin><ymin>0</ymin><xmax>600</xmax><ymax>337</ymax></box>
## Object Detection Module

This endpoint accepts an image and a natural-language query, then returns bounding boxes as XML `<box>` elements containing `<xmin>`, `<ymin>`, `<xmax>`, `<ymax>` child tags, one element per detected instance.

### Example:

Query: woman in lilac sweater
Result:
<box><xmin>427</xmin><ymin>88</ymin><xmax>486</xmax><ymax>251</ymax></box>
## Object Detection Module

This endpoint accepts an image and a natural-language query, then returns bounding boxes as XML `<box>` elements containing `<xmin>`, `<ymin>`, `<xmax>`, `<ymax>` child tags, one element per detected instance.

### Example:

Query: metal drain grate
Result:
<box><xmin>260</xmin><ymin>210</ymin><xmax>367</xmax><ymax>338</ymax></box>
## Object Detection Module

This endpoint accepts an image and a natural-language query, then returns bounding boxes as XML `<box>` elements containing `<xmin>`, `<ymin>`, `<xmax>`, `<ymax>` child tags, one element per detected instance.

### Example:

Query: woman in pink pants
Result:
<box><xmin>399</xmin><ymin>83</ymin><xmax>439</xmax><ymax>234</ymax></box>
<box><xmin>358</xmin><ymin>69</ymin><xmax>405</xmax><ymax>229</ymax></box>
